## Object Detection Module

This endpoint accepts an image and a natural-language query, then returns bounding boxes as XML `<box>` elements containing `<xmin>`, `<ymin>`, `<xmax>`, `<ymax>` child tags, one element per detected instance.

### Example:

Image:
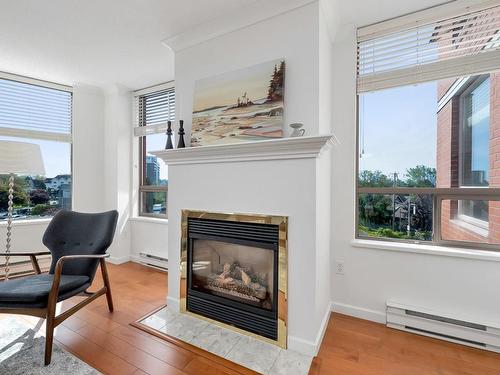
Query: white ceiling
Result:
<box><xmin>0</xmin><ymin>0</ymin><xmax>255</xmax><ymax>90</ymax></box>
<box><xmin>0</xmin><ymin>0</ymin><xmax>450</xmax><ymax>90</ymax></box>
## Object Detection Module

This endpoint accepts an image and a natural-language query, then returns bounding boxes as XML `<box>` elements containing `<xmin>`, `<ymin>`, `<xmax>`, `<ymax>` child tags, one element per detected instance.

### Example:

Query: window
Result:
<box><xmin>356</xmin><ymin>3</ymin><xmax>500</xmax><ymax>250</ymax></box>
<box><xmin>458</xmin><ymin>77</ymin><xmax>490</xmax><ymax>228</ymax></box>
<box><xmin>134</xmin><ymin>84</ymin><xmax>175</xmax><ymax>218</ymax></box>
<box><xmin>0</xmin><ymin>74</ymin><xmax>72</xmax><ymax>221</ymax></box>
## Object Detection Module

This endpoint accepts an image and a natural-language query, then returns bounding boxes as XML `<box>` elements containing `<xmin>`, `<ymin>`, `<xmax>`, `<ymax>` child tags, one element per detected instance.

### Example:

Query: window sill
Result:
<box><xmin>0</xmin><ymin>218</ymin><xmax>52</xmax><ymax>227</ymax></box>
<box><xmin>351</xmin><ymin>238</ymin><xmax>500</xmax><ymax>262</ymax></box>
<box><xmin>129</xmin><ymin>216</ymin><xmax>168</xmax><ymax>225</ymax></box>
<box><xmin>452</xmin><ymin>216</ymin><xmax>489</xmax><ymax>238</ymax></box>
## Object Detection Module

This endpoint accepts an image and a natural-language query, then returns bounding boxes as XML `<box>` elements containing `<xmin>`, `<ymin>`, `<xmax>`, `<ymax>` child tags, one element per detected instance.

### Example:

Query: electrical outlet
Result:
<box><xmin>335</xmin><ymin>261</ymin><xmax>345</xmax><ymax>275</ymax></box>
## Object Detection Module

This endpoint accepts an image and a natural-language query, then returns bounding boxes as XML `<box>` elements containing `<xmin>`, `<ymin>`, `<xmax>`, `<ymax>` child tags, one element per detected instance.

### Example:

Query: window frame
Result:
<box><xmin>0</xmin><ymin>72</ymin><xmax>73</xmax><ymax>221</ymax></box>
<box><xmin>355</xmin><ymin>85</ymin><xmax>500</xmax><ymax>251</ymax></box>
<box><xmin>135</xmin><ymin>82</ymin><xmax>174</xmax><ymax>219</ymax></box>
<box><xmin>456</xmin><ymin>76</ymin><xmax>491</xmax><ymax>233</ymax></box>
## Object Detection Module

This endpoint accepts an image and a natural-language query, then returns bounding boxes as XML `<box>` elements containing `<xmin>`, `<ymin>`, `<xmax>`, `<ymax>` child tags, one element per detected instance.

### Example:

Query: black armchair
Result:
<box><xmin>0</xmin><ymin>210</ymin><xmax>118</xmax><ymax>365</ymax></box>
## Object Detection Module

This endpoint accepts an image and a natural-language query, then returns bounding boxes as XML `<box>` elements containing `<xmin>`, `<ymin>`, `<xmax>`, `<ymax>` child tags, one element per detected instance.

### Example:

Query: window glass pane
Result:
<box><xmin>358</xmin><ymin>72</ymin><xmax>497</xmax><ymax>190</ymax></box>
<box><xmin>142</xmin><ymin>134</ymin><xmax>168</xmax><ymax>186</ymax></box>
<box><xmin>0</xmin><ymin>136</ymin><xmax>71</xmax><ymax>221</ymax></box>
<box><xmin>358</xmin><ymin>193</ymin><xmax>433</xmax><ymax>241</ymax></box>
<box><xmin>141</xmin><ymin>191</ymin><xmax>167</xmax><ymax>215</ymax></box>
<box><xmin>441</xmin><ymin>199</ymin><xmax>498</xmax><ymax>245</ymax></box>
<box><xmin>459</xmin><ymin>200</ymin><xmax>489</xmax><ymax>222</ymax></box>
<box><xmin>461</xmin><ymin>78</ymin><xmax>490</xmax><ymax>186</ymax></box>
<box><xmin>358</xmin><ymin>81</ymin><xmax>437</xmax><ymax>187</ymax></box>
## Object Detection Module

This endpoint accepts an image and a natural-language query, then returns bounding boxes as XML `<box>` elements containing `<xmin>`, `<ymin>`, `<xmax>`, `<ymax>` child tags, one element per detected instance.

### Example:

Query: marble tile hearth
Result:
<box><xmin>140</xmin><ymin>306</ymin><xmax>313</xmax><ymax>375</ymax></box>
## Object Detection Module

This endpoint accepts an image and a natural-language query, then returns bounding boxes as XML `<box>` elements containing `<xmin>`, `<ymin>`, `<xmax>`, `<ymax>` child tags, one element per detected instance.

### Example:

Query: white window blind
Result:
<box><xmin>0</xmin><ymin>77</ymin><xmax>72</xmax><ymax>142</ymax></box>
<box><xmin>357</xmin><ymin>2</ymin><xmax>500</xmax><ymax>92</ymax></box>
<box><xmin>133</xmin><ymin>85</ymin><xmax>175</xmax><ymax>137</ymax></box>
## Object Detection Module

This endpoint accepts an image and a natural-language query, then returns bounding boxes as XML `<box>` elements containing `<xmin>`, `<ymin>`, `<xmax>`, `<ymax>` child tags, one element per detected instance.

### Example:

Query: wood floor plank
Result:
<box><xmin>76</xmin><ymin>324</ymin><xmax>186</xmax><ymax>375</ymax></box>
<box><xmin>3</xmin><ymin>261</ymin><xmax>500</xmax><ymax>375</ymax></box>
<box><xmin>54</xmin><ymin>324</ymin><xmax>137</xmax><ymax>375</ymax></box>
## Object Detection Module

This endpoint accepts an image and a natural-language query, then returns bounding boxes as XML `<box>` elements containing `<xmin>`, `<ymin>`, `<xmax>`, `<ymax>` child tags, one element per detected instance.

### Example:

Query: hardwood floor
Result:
<box><xmin>3</xmin><ymin>261</ymin><xmax>500</xmax><ymax>374</ymax></box>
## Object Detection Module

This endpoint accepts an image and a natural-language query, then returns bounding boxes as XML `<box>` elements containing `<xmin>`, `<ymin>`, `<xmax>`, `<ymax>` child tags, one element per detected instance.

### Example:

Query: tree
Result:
<box><xmin>31</xmin><ymin>176</ymin><xmax>47</xmax><ymax>190</ymax></box>
<box><xmin>358</xmin><ymin>170</ymin><xmax>393</xmax><ymax>187</ymax></box>
<box><xmin>32</xmin><ymin>204</ymin><xmax>50</xmax><ymax>216</ymax></box>
<box><xmin>0</xmin><ymin>175</ymin><xmax>29</xmax><ymax>211</ymax></box>
<box><xmin>404</xmin><ymin>165</ymin><xmax>436</xmax><ymax>187</ymax></box>
<box><xmin>29</xmin><ymin>189</ymin><xmax>50</xmax><ymax>205</ymax></box>
<box><xmin>267</xmin><ymin>61</ymin><xmax>285</xmax><ymax>102</ymax></box>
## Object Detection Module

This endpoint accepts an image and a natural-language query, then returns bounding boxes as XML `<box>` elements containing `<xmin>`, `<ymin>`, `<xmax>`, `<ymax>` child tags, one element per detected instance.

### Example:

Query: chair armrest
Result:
<box><xmin>0</xmin><ymin>251</ymin><xmax>51</xmax><ymax>257</ymax></box>
<box><xmin>0</xmin><ymin>251</ymin><xmax>51</xmax><ymax>274</ymax></box>
<box><xmin>48</xmin><ymin>253</ymin><xmax>110</xmax><ymax>301</ymax></box>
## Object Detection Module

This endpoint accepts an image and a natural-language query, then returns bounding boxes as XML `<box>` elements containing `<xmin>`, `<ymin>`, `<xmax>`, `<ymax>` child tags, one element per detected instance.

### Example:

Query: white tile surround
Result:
<box><xmin>140</xmin><ymin>306</ymin><xmax>313</xmax><ymax>375</ymax></box>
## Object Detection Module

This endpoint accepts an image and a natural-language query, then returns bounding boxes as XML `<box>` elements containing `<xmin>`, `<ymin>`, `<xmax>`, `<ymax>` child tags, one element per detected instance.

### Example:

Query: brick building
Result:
<box><xmin>437</xmin><ymin>72</ymin><xmax>500</xmax><ymax>244</ymax></box>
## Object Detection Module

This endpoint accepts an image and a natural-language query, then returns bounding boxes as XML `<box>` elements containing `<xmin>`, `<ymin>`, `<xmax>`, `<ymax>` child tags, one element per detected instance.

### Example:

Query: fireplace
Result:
<box><xmin>180</xmin><ymin>210</ymin><xmax>288</xmax><ymax>348</ymax></box>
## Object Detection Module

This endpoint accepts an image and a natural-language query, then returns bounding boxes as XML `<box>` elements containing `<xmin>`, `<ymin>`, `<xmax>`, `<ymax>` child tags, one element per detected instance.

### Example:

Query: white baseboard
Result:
<box><xmin>107</xmin><ymin>255</ymin><xmax>131</xmax><ymax>265</ymax></box>
<box><xmin>331</xmin><ymin>301</ymin><xmax>386</xmax><ymax>324</ymax></box>
<box><xmin>288</xmin><ymin>302</ymin><xmax>332</xmax><ymax>356</ymax></box>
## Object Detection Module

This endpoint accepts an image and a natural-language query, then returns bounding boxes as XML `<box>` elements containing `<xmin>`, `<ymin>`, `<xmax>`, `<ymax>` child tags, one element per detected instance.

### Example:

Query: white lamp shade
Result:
<box><xmin>0</xmin><ymin>140</ymin><xmax>45</xmax><ymax>175</ymax></box>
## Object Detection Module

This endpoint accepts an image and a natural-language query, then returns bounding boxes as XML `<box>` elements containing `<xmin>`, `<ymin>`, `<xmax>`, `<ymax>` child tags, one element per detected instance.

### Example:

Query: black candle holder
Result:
<box><xmin>165</xmin><ymin>120</ymin><xmax>173</xmax><ymax>149</ymax></box>
<box><xmin>177</xmin><ymin>120</ymin><xmax>186</xmax><ymax>148</ymax></box>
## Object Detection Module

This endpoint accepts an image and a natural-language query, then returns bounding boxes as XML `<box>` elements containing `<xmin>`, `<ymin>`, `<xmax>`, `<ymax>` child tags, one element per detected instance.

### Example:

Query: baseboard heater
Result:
<box><xmin>386</xmin><ymin>302</ymin><xmax>500</xmax><ymax>353</ymax></box>
<box><xmin>138</xmin><ymin>252</ymin><xmax>168</xmax><ymax>271</ymax></box>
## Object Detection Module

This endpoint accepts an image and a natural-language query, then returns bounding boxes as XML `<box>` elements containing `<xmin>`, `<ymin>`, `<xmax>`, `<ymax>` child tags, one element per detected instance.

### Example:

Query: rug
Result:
<box><xmin>0</xmin><ymin>317</ymin><xmax>101</xmax><ymax>375</ymax></box>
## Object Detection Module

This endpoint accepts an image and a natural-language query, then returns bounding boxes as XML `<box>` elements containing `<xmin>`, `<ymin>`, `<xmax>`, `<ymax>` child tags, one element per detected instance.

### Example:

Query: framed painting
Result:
<box><xmin>191</xmin><ymin>59</ymin><xmax>285</xmax><ymax>147</ymax></box>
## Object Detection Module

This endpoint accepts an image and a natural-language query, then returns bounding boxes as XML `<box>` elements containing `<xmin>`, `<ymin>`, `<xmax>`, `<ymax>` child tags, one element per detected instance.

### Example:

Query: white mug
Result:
<box><xmin>289</xmin><ymin>123</ymin><xmax>305</xmax><ymax>137</ymax></box>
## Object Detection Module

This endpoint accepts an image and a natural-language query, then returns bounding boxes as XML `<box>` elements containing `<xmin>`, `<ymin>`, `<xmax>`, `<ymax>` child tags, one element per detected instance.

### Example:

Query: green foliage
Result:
<box><xmin>358</xmin><ymin>165</ymin><xmax>435</xmax><ymax>242</ymax></box>
<box><xmin>404</xmin><ymin>165</ymin><xmax>436</xmax><ymax>187</ymax></box>
<box><xmin>358</xmin><ymin>170</ymin><xmax>394</xmax><ymax>187</ymax></box>
<box><xmin>32</xmin><ymin>204</ymin><xmax>50</xmax><ymax>216</ymax></box>
<box><xmin>31</xmin><ymin>176</ymin><xmax>47</xmax><ymax>190</ymax></box>
<box><xmin>0</xmin><ymin>175</ymin><xmax>29</xmax><ymax>211</ymax></box>
<box><xmin>373</xmin><ymin>227</ymin><xmax>404</xmax><ymax>238</ymax></box>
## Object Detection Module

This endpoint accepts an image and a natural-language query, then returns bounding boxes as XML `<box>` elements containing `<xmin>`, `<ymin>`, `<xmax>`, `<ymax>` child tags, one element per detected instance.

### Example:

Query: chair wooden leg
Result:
<box><xmin>100</xmin><ymin>259</ymin><xmax>114</xmax><ymax>312</ymax></box>
<box><xmin>44</xmin><ymin>312</ymin><xmax>55</xmax><ymax>365</ymax></box>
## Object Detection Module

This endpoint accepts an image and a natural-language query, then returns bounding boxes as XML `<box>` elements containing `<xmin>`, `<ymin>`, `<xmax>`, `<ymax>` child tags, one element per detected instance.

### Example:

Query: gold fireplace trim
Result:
<box><xmin>180</xmin><ymin>209</ymin><xmax>288</xmax><ymax>349</ymax></box>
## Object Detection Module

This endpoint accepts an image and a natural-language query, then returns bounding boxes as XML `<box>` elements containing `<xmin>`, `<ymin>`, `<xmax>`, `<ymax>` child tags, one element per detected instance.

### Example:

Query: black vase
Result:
<box><xmin>165</xmin><ymin>121</ymin><xmax>173</xmax><ymax>149</ymax></box>
<box><xmin>177</xmin><ymin>120</ymin><xmax>186</xmax><ymax>148</ymax></box>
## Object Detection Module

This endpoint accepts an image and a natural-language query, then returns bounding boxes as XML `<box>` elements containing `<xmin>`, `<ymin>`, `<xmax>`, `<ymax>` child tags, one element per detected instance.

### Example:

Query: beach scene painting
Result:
<box><xmin>191</xmin><ymin>59</ymin><xmax>285</xmax><ymax>147</ymax></box>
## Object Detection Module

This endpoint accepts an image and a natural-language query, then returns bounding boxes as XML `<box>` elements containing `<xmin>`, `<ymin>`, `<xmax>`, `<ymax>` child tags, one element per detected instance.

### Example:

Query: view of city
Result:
<box><xmin>143</xmin><ymin>154</ymin><xmax>168</xmax><ymax>215</ymax></box>
<box><xmin>142</xmin><ymin>133</ymin><xmax>168</xmax><ymax>216</ymax></box>
<box><xmin>0</xmin><ymin>173</ymin><xmax>71</xmax><ymax>221</ymax></box>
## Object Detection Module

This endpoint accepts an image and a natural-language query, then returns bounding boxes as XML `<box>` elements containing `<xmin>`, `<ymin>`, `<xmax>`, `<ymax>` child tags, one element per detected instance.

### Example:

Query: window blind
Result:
<box><xmin>0</xmin><ymin>78</ymin><xmax>72</xmax><ymax>142</ymax></box>
<box><xmin>357</xmin><ymin>2</ymin><xmax>500</xmax><ymax>92</ymax></box>
<box><xmin>134</xmin><ymin>87</ymin><xmax>175</xmax><ymax>137</ymax></box>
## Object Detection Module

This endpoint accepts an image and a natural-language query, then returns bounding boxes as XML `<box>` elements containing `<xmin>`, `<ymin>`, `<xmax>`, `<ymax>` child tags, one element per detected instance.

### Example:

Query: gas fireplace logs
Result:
<box><xmin>206</xmin><ymin>262</ymin><xmax>267</xmax><ymax>303</ymax></box>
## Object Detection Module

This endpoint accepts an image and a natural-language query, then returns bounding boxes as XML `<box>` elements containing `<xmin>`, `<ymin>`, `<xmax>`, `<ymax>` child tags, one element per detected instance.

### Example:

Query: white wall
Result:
<box><xmin>130</xmin><ymin>219</ymin><xmax>168</xmax><ymax>261</ymax></box>
<box><xmin>103</xmin><ymin>85</ymin><xmax>133</xmax><ymax>263</ymax></box>
<box><xmin>329</xmin><ymin>25</ymin><xmax>500</xmax><ymax>325</ymax></box>
<box><xmin>73</xmin><ymin>84</ymin><xmax>106</xmax><ymax>212</ymax></box>
<box><xmin>175</xmin><ymin>2</ymin><xmax>321</xmax><ymax>140</ymax></box>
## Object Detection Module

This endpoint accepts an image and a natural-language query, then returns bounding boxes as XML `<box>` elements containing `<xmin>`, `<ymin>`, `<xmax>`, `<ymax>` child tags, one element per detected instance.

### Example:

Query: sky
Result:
<box><xmin>146</xmin><ymin>133</ymin><xmax>168</xmax><ymax>180</ymax></box>
<box><xmin>0</xmin><ymin>135</ymin><xmax>71</xmax><ymax>177</ymax></box>
<box><xmin>193</xmin><ymin>59</ymin><xmax>282</xmax><ymax>112</ymax></box>
<box><xmin>358</xmin><ymin>81</ymin><xmax>438</xmax><ymax>179</ymax></box>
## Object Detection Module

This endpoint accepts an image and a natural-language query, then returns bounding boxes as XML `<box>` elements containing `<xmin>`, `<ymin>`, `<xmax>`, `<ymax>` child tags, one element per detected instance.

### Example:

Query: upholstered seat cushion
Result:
<box><xmin>0</xmin><ymin>274</ymin><xmax>90</xmax><ymax>306</ymax></box>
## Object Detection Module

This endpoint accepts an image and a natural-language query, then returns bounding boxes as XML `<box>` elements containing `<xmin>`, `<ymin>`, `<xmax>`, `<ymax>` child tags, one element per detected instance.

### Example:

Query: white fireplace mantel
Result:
<box><xmin>151</xmin><ymin>134</ymin><xmax>338</xmax><ymax>165</ymax></box>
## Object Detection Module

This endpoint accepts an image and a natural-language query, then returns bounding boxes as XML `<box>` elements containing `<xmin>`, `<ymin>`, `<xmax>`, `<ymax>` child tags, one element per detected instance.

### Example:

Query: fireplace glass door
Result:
<box><xmin>190</xmin><ymin>239</ymin><xmax>275</xmax><ymax>311</ymax></box>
